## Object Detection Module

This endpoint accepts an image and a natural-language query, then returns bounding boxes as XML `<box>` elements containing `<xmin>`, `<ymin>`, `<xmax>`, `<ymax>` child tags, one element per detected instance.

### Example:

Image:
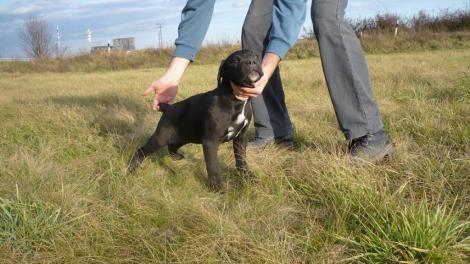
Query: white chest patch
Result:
<box><xmin>234</xmin><ymin>112</ymin><xmax>246</xmax><ymax>125</ymax></box>
<box><xmin>225</xmin><ymin>101</ymin><xmax>248</xmax><ymax>140</ymax></box>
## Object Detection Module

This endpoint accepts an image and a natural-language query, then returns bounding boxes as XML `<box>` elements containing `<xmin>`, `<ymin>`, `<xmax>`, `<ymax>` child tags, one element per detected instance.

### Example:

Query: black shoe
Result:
<box><xmin>349</xmin><ymin>130</ymin><xmax>394</xmax><ymax>163</ymax></box>
<box><xmin>248</xmin><ymin>135</ymin><xmax>294</xmax><ymax>151</ymax></box>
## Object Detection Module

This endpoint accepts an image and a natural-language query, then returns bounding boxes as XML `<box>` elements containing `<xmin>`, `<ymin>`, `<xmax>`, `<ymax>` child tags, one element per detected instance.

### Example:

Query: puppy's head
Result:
<box><xmin>218</xmin><ymin>50</ymin><xmax>263</xmax><ymax>88</ymax></box>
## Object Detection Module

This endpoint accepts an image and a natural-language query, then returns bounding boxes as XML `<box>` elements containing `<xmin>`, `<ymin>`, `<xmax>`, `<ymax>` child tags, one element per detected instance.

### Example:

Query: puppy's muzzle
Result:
<box><xmin>243</xmin><ymin>69</ymin><xmax>263</xmax><ymax>87</ymax></box>
<box><xmin>248</xmin><ymin>70</ymin><xmax>262</xmax><ymax>82</ymax></box>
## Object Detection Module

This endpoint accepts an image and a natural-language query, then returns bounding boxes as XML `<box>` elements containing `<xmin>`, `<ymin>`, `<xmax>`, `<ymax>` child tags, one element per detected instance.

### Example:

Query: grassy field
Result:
<box><xmin>0</xmin><ymin>49</ymin><xmax>469</xmax><ymax>263</ymax></box>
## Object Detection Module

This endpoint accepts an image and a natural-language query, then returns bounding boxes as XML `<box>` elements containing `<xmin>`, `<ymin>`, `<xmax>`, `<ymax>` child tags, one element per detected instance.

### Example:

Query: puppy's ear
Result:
<box><xmin>217</xmin><ymin>59</ymin><xmax>225</xmax><ymax>84</ymax></box>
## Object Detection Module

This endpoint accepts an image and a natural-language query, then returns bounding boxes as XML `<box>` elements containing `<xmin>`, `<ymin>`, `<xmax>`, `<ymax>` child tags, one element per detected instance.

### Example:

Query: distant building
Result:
<box><xmin>113</xmin><ymin>37</ymin><xmax>135</xmax><ymax>51</ymax></box>
<box><xmin>90</xmin><ymin>37</ymin><xmax>135</xmax><ymax>53</ymax></box>
<box><xmin>91</xmin><ymin>43</ymin><xmax>116</xmax><ymax>53</ymax></box>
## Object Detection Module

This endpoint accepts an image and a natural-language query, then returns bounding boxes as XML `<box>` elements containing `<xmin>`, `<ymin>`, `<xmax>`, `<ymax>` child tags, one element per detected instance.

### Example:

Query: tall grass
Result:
<box><xmin>344</xmin><ymin>9</ymin><xmax>470</xmax><ymax>34</ymax></box>
<box><xmin>295</xmin><ymin>174</ymin><xmax>469</xmax><ymax>263</ymax></box>
<box><xmin>342</xmin><ymin>201</ymin><xmax>469</xmax><ymax>263</ymax></box>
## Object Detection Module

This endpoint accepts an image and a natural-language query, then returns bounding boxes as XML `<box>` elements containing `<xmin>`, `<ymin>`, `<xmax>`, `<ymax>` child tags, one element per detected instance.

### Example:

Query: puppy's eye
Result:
<box><xmin>235</xmin><ymin>56</ymin><xmax>241</xmax><ymax>62</ymax></box>
<box><xmin>254</xmin><ymin>55</ymin><xmax>259</xmax><ymax>60</ymax></box>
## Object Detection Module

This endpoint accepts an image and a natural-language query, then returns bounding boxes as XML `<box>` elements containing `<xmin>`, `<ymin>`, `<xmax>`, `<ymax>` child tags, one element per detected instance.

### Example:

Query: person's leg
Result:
<box><xmin>311</xmin><ymin>0</ymin><xmax>384</xmax><ymax>140</ymax></box>
<box><xmin>242</xmin><ymin>0</ymin><xmax>293</xmax><ymax>140</ymax></box>
<box><xmin>311</xmin><ymin>0</ymin><xmax>393</xmax><ymax>161</ymax></box>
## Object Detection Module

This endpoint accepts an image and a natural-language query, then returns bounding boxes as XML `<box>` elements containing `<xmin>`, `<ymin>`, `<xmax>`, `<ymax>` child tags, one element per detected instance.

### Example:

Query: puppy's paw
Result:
<box><xmin>208</xmin><ymin>178</ymin><xmax>223</xmax><ymax>192</ymax></box>
<box><xmin>236</xmin><ymin>166</ymin><xmax>254</xmax><ymax>177</ymax></box>
<box><xmin>126</xmin><ymin>163</ymin><xmax>138</xmax><ymax>175</ymax></box>
<box><xmin>244</xmin><ymin>170</ymin><xmax>256</xmax><ymax>179</ymax></box>
<box><xmin>169</xmin><ymin>152</ymin><xmax>185</xmax><ymax>161</ymax></box>
<box><xmin>238</xmin><ymin>169</ymin><xmax>255</xmax><ymax>182</ymax></box>
<box><xmin>127</xmin><ymin>153</ymin><xmax>143</xmax><ymax>174</ymax></box>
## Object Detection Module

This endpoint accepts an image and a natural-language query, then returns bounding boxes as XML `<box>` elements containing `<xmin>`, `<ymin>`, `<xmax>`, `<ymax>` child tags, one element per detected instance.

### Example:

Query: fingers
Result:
<box><xmin>233</xmin><ymin>87</ymin><xmax>249</xmax><ymax>101</ymax></box>
<box><xmin>239</xmin><ymin>86</ymin><xmax>263</xmax><ymax>97</ymax></box>
<box><xmin>152</xmin><ymin>95</ymin><xmax>160</xmax><ymax>111</ymax></box>
<box><xmin>233</xmin><ymin>87</ymin><xmax>260</xmax><ymax>98</ymax></box>
<box><xmin>231</xmin><ymin>82</ymin><xmax>260</xmax><ymax>98</ymax></box>
<box><xmin>241</xmin><ymin>88</ymin><xmax>261</xmax><ymax>96</ymax></box>
<box><xmin>143</xmin><ymin>84</ymin><xmax>159</xmax><ymax>111</ymax></box>
<box><xmin>232</xmin><ymin>87</ymin><xmax>244</xmax><ymax>97</ymax></box>
<box><xmin>143</xmin><ymin>79</ymin><xmax>179</xmax><ymax>110</ymax></box>
<box><xmin>232</xmin><ymin>77</ymin><xmax>267</xmax><ymax>98</ymax></box>
<box><xmin>143</xmin><ymin>84</ymin><xmax>155</xmax><ymax>96</ymax></box>
<box><xmin>234</xmin><ymin>94</ymin><xmax>250</xmax><ymax>101</ymax></box>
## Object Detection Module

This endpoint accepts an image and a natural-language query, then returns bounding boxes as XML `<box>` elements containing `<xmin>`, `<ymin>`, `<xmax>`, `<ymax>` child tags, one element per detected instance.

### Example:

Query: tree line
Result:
<box><xmin>303</xmin><ymin>9</ymin><xmax>470</xmax><ymax>39</ymax></box>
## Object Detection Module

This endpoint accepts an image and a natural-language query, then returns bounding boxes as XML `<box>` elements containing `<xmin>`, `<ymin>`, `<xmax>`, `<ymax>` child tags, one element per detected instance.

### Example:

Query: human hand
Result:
<box><xmin>231</xmin><ymin>74</ymin><xmax>269</xmax><ymax>100</ymax></box>
<box><xmin>143</xmin><ymin>57</ymin><xmax>190</xmax><ymax>111</ymax></box>
<box><xmin>143</xmin><ymin>75</ymin><xmax>179</xmax><ymax>111</ymax></box>
<box><xmin>231</xmin><ymin>52</ymin><xmax>280</xmax><ymax>100</ymax></box>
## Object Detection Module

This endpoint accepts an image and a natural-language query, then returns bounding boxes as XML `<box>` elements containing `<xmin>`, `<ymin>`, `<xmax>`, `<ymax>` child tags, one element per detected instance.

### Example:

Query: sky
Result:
<box><xmin>0</xmin><ymin>0</ymin><xmax>467</xmax><ymax>57</ymax></box>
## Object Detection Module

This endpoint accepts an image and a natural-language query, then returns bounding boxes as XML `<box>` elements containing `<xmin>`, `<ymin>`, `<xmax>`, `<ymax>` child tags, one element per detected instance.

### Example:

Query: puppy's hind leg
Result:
<box><xmin>128</xmin><ymin>131</ymin><xmax>169</xmax><ymax>173</ymax></box>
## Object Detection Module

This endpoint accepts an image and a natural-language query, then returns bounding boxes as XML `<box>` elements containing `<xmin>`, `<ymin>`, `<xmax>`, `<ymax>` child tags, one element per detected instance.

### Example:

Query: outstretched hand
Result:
<box><xmin>143</xmin><ymin>76</ymin><xmax>179</xmax><ymax>111</ymax></box>
<box><xmin>143</xmin><ymin>57</ymin><xmax>190</xmax><ymax>111</ymax></box>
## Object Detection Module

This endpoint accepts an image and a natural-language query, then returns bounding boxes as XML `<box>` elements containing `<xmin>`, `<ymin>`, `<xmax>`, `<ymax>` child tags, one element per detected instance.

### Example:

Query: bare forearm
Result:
<box><xmin>164</xmin><ymin>57</ymin><xmax>191</xmax><ymax>83</ymax></box>
<box><xmin>261</xmin><ymin>52</ymin><xmax>281</xmax><ymax>79</ymax></box>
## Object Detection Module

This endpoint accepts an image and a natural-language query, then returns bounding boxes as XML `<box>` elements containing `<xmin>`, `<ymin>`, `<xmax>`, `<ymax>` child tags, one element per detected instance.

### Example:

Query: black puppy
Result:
<box><xmin>129</xmin><ymin>50</ymin><xmax>263</xmax><ymax>191</ymax></box>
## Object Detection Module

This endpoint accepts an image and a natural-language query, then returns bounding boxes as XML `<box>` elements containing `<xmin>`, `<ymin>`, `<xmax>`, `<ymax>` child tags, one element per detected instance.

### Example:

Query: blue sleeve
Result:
<box><xmin>266</xmin><ymin>0</ymin><xmax>307</xmax><ymax>59</ymax></box>
<box><xmin>173</xmin><ymin>0</ymin><xmax>216</xmax><ymax>61</ymax></box>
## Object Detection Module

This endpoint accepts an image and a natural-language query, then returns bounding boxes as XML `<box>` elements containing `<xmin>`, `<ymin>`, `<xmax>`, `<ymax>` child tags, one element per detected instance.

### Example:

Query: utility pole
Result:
<box><xmin>87</xmin><ymin>29</ymin><xmax>93</xmax><ymax>52</ymax></box>
<box><xmin>56</xmin><ymin>25</ymin><xmax>61</xmax><ymax>56</ymax></box>
<box><xmin>156</xmin><ymin>23</ymin><xmax>164</xmax><ymax>49</ymax></box>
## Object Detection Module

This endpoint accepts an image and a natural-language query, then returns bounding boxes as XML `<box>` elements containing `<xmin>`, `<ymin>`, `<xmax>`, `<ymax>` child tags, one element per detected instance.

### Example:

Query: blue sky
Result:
<box><xmin>0</xmin><ymin>0</ymin><xmax>467</xmax><ymax>57</ymax></box>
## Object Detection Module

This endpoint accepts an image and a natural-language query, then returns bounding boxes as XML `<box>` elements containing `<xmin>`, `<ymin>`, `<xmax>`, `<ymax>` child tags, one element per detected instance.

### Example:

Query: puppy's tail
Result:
<box><xmin>158</xmin><ymin>103</ymin><xmax>171</xmax><ymax>112</ymax></box>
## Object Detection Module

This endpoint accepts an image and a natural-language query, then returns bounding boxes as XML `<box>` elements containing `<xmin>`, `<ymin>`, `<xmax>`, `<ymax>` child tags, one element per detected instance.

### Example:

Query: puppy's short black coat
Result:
<box><xmin>129</xmin><ymin>50</ymin><xmax>263</xmax><ymax>190</ymax></box>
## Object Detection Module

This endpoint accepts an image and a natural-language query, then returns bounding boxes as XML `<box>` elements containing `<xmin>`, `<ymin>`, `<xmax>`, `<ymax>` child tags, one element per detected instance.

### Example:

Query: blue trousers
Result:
<box><xmin>241</xmin><ymin>0</ymin><xmax>384</xmax><ymax>140</ymax></box>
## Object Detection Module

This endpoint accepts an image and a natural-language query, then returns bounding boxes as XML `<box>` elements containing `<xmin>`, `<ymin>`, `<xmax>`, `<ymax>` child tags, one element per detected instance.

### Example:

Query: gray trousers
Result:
<box><xmin>241</xmin><ymin>0</ymin><xmax>384</xmax><ymax>140</ymax></box>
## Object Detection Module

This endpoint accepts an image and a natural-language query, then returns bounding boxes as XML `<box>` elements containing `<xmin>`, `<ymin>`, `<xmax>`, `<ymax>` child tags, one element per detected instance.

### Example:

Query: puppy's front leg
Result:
<box><xmin>202</xmin><ymin>140</ymin><xmax>222</xmax><ymax>191</ymax></box>
<box><xmin>233</xmin><ymin>130</ymin><xmax>248</xmax><ymax>173</ymax></box>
